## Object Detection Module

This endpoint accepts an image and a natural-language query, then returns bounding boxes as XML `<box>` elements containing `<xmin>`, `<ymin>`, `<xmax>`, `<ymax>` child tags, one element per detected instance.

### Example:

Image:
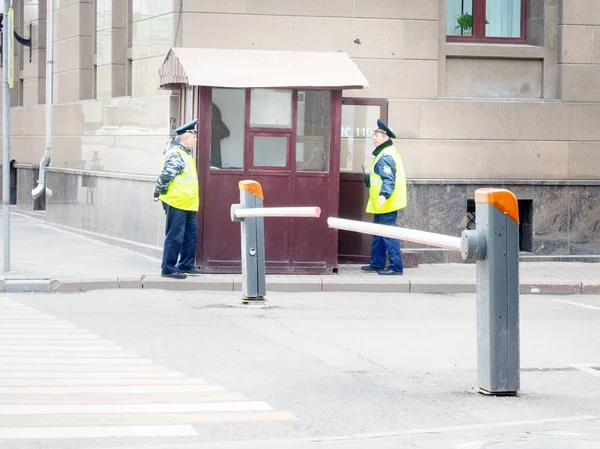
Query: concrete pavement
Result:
<box><xmin>0</xmin><ymin>210</ymin><xmax>598</xmax><ymax>294</ymax></box>
<box><xmin>2</xmin><ymin>290</ymin><xmax>599</xmax><ymax>448</ymax></box>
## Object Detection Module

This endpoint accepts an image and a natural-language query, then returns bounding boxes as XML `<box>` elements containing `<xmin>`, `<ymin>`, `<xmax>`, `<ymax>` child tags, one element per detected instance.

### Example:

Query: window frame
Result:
<box><xmin>446</xmin><ymin>0</ymin><xmax>528</xmax><ymax>44</ymax></box>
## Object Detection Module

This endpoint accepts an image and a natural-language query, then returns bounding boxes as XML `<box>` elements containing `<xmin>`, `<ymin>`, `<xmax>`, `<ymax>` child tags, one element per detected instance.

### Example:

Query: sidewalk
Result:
<box><xmin>0</xmin><ymin>210</ymin><xmax>598</xmax><ymax>294</ymax></box>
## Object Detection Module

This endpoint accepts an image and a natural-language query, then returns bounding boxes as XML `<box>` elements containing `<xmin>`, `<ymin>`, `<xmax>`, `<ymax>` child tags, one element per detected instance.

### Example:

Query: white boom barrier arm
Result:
<box><xmin>327</xmin><ymin>217</ymin><xmax>462</xmax><ymax>251</ymax></box>
<box><xmin>234</xmin><ymin>207</ymin><xmax>321</xmax><ymax>219</ymax></box>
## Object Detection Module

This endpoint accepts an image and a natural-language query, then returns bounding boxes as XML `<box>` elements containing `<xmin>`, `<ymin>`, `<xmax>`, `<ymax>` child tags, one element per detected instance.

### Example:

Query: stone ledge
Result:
<box><xmin>520</xmin><ymin>282</ymin><xmax>582</xmax><ymax>295</ymax></box>
<box><xmin>142</xmin><ymin>276</ymin><xmax>234</xmax><ymax>291</ymax></box>
<box><xmin>51</xmin><ymin>278</ymin><xmax>119</xmax><ymax>293</ymax></box>
<box><xmin>118</xmin><ymin>277</ymin><xmax>143</xmax><ymax>289</ymax></box>
<box><xmin>410</xmin><ymin>282</ymin><xmax>476</xmax><ymax>294</ymax></box>
<box><xmin>4</xmin><ymin>279</ymin><xmax>51</xmax><ymax>293</ymax></box>
<box><xmin>322</xmin><ymin>277</ymin><xmax>410</xmax><ymax>293</ymax></box>
<box><xmin>582</xmin><ymin>283</ymin><xmax>600</xmax><ymax>294</ymax></box>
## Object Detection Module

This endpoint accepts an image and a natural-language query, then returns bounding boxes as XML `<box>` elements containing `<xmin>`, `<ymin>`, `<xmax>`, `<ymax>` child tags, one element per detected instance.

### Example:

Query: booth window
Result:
<box><xmin>253</xmin><ymin>135</ymin><xmax>288</xmax><ymax>167</ymax></box>
<box><xmin>211</xmin><ymin>88</ymin><xmax>245</xmax><ymax>170</ymax></box>
<box><xmin>296</xmin><ymin>91</ymin><xmax>330</xmax><ymax>172</ymax></box>
<box><xmin>250</xmin><ymin>89</ymin><xmax>293</xmax><ymax>129</ymax></box>
<box><xmin>447</xmin><ymin>0</ymin><xmax>527</xmax><ymax>43</ymax></box>
<box><xmin>340</xmin><ymin>99</ymin><xmax>387</xmax><ymax>173</ymax></box>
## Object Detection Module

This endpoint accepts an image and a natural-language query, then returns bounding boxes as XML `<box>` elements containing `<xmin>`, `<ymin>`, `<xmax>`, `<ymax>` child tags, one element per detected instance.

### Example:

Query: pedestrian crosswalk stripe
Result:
<box><xmin>0</xmin><ymin>411</ymin><xmax>296</xmax><ymax>426</ymax></box>
<box><xmin>0</xmin><ymin>298</ymin><xmax>296</xmax><ymax>439</ymax></box>
<box><xmin>2</xmin><ymin>364</ymin><xmax>172</xmax><ymax>372</ymax></box>
<box><xmin>0</xmin><ymin>346</ymin><xmax>125</xmax><ymax>351</ymax></box>
<box><xmin>0</xmin><ymin>339</ymin><xmax>117</xmax><ymax>346</ymax></box>
<box><xmin>0</xmin><ymin>425</ymin><xmax>198</xmax><ymax>439</ymax></box>
<box><xmin>0</xmin><ymin>324</ymin><xmax>77</xmax><ymax>329</ymax></box>
<box><xmin>0</xmin><ymin>371</ymin><xmax>186</xmax><ymax>379</ymax></box>
<box><xmin>0</xmin><ymin>358</ymin><xmax>153</xmax><ymax>365</ymax></box>
<box><xmin>0</xmin><ymin>328</ymin><xmax>91</xmax><ymax>333</ymax></box>
<box><xmin>0</xmin><ymin>401</ymin><xmax>273</xmax><ymax>414</ymax></box>
<box><xmin>0</xmin><ymin>351</ymin><xmax>140</xmax><ymax>358</ymax></box>
<box><xmin>0</xmin><ymin>334</ymin><xmax>100</xmax><ymax>339</ymax></box>
<box><xmin>0</xmin><ymin>385</ymin><xmax>226</xmax><ymax>394</ymax></box>
<box><xmin>0</xmin><ymin>392</ymin><xmax>248</xmax><ymax>404</ymax></box>
<box><xmin>0</xmin><ymin>378</ymin><xmax>207</xmax><ymax>386</ymax></box>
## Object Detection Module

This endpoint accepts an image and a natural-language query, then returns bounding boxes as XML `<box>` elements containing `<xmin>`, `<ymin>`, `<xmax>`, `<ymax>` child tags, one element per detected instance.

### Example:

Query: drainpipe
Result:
<box><xmin>32</xmin><ymin>0</ymin><xmax>53</xmax><ymax>200</ymax></box>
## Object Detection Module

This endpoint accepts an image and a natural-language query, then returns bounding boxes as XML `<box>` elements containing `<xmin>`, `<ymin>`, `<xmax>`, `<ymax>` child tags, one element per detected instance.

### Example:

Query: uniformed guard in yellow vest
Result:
<box><xmin>361</xmin><ymin>119</ymin><xmax>407</xmax><ymax>275</ymax></box>
<box><xmin>154</xmin><ymin>119</ymin><xmax>201</xmax><ymax>279</ymax></box>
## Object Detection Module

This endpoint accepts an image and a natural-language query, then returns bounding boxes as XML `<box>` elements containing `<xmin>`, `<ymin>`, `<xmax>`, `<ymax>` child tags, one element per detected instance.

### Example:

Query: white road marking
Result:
<box><xmin>0</xmin><ymin>346</ymin><xmax>125</xmax><ymax>351</ymax></box>
<box><xmin>0</xmin><ymin>385</ymin><xmax>226</xmax><ymax>394</ymax></box>
<box><xmin>1</xmin><ymin>364</ymin><xmax>171</xmax><ymax>372</ymax></box>
<box><xmin>0</xmin><ymin>324</ymin><xmax>78</xmax><ymax>329</ymax></box>
<box><xmin>0</xmin><ymin>357</ymin><xmax>152</xmax><ymax>365</ymax></box>
<box><xmin>0</xmin><ymin>351</ymin><xmax>140</xmax><ymax>358</ymax></box>
<box><xmin>555</xmin><ymin>299</ymin><xmax>600</xmax><ymax>310</ymax></box>
<box><xmin>0</xmin><ymin>378</ymin><xmax>206</xmax><ymax>386</ymax></box>
<box><xmin>0</xmin><ymin>330</ymin><xmax>100</xmax><ymax>341</ymax></box>
<box><xmin>0</xmin><ymin>371</ymin><xmax>186</xmax><ymax>379</ymax></box>
<box><xmin>0</xmin><ymin>401</ymin><xmax>272</xmax><ymax>414</ymax></box>
<box><xmin>571</xmin><ymin>364</ymin><xmax>600</xmax><ymax>377</ymax></box>
<box><xmin>0</xmin><ymin>339</ymin><xmax>116</xmax><ymax>345</ymax></box>
<box><xmin>0</xmin><ymin>425</ymin><xmax>198</xmax><ymax>439</ymax></box>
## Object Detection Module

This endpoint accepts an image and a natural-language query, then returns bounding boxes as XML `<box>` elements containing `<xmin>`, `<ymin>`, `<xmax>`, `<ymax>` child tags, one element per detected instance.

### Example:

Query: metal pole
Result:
<box><xmin>31</xmin><ymin>0</ymin><xmax>53</xmax><ymax>201</ymax></box>
<box><xmin>327</xmin><ymin>217</ymin><xmax>462</xmax><ymax>251</ymax></box>
<box><xmin>3</xmin><ymin>0</ymin><xmax>11</xmax><ymax>272</ymax></box>
<box><xmin>235</xmin><ymin>207</ymin><xmax>321</xmax><ymax>219</ymax></box>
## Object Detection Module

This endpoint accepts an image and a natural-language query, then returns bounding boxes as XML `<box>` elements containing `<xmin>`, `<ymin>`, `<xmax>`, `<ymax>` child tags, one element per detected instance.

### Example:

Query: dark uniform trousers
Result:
<box><xmin>370</xmin><ymin>210</ymin><xmax>403</xmax><ymax>272</ymax></box>
<box><xmin>161</xmin><ymin>203</ymin><xmax>198</xmax><ymax>275</ymax></box>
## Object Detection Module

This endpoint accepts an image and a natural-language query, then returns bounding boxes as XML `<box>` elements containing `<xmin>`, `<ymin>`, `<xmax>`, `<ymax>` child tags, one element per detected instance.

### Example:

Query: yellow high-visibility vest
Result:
<box><xmin>366</xmin><ymin>145</ymin><xmax>407</xmax><ymax>214</ymax></box>
<box><xmin>159</xmin><ymin>146</ymin><xmax>199</xmax><ymax>212</ymax></box>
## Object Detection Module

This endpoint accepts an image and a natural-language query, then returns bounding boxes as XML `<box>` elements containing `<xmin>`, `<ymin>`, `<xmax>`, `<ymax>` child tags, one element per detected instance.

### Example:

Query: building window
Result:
<box><xmin>447</xmin><ymin>0</ymin><xmax>526</xmax><ymax>43</ymax></box>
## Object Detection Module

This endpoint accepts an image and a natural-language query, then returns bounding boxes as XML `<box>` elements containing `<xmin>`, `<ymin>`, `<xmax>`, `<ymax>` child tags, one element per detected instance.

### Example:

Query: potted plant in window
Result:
<box><xmin>455</xmin><ymin>12</ymin><xmax>473</xmax><ymax>36</ymax></box>
<box><xmin>455</xmin><ymin>13</ymin><xmax>489</xmax><ymax>37</ymax></box>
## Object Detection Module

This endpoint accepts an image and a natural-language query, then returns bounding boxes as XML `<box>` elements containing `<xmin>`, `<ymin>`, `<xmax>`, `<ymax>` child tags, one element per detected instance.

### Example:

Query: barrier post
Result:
<box><xmin>231</xmin><ymin>180</ymin><xmax>321</xmax><ymax>303</ymax></box>
<box><xmin>328</xmin><ymin>187</ymin><xmax>520</xmax><ymax>396</ymax></box>
<box><xmin>463</xmin><ymin>188</ymin><xmax>520</xmax><ymax>395</ymax></box>
<box><xmin>231</xmin><ymin>180</ymin><xmax>266</xmax><ymax>302</ymax></box>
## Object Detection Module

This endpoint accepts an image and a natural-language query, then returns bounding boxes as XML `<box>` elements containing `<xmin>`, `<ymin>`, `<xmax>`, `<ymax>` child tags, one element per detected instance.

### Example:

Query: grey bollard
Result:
<box><xmin>462</xmin><ymin>188</ymin><xmax>520</xmax><ymax>396</ymax></box>
<box><xmin>230</xmin><ymin>180</ymin><xmax>266</xmax><ymax>303</ymax></box>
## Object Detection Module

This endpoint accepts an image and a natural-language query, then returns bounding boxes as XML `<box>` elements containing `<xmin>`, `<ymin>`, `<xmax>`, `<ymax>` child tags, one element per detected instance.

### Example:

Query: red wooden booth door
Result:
<box><xmin>196</xmin><ymin>87</ymin><xmax>341</xmax><ymax>274</ymax></box>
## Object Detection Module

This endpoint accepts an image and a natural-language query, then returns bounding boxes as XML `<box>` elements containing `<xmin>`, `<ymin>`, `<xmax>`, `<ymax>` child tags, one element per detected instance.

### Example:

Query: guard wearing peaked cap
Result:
<box><xmin>374</xmin><ymin>119</ymin><xmax>397</xmax><ymax>139</ymax></box>
<box><xmin>173</xmin><ymin>119</ymin><xmax>198</xmax><ymax>135</ymax></box>
<box><xmin>153</xmin><ymin>119</ymin><xmax>201</xmax><ymax>279</ymax></box>
<box><xmin>361</xmin><ymin>119</ymin><xmax>407</xmax><ymax>275</ymax></box>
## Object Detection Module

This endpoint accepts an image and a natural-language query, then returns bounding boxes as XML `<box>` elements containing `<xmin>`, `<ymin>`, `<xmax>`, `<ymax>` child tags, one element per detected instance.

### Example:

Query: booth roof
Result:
<box><xmin>159</xmin><ymin>47</ymin><xmax>369</xmax><ymax>90</ymax></box>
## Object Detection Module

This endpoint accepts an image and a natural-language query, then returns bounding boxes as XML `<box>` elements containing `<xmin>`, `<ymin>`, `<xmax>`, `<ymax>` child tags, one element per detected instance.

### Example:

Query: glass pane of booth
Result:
<box><xmin>253</xmin><ymin>135</ymin><xmax>288</xmax><ymax>167</ymax></box>
<box><xmin>250</xmin><ymin>89</ymin><xmax>293</xmax><ymax>128</ymax></box>
<box><xmin>211</xmin><ymin>88</ymin><xmax>245</xmax><ymax>170</ymax></box>
<box><xmin>340</xmin><ymin>104</ymin><xmax>381</xmax><ymax>173</ymax></box>
<box><xmin>296</xmin><ymin>91</ymin><xmax>330</xmax><ymax>172</ymax></box>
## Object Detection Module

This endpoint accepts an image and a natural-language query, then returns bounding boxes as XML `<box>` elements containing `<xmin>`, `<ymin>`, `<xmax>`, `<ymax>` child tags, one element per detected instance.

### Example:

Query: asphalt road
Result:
<box><xmin>0</xmin><ymin>290</ymin><xmax>599</xmax><ymax>448</ymax></box>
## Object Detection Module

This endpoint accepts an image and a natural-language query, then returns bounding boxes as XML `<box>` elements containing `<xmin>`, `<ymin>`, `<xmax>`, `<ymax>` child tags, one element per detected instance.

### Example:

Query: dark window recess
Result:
<box><xmin>518</xmin><ymin>200</ymin><xmax>533</xmax><ymax>252</ymax></box>
<box><xmin>465</xmin><ymin>199</ymin><xmax>533</xmax><ymax>252</ymax></box>
<box><xmin>466</xmin><ymin>200</ymin><xmax>476</xmax><ymax>230</ymax></box>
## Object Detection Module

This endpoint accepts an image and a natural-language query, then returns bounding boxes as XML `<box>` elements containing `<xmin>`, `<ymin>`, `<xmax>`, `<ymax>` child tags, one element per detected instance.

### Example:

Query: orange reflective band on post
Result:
<box><xmin>475</xmin><ymin>188</ymin><xmax>520</xmax><ymax>224</ymax></box>
<box><xmin>238</xmin><ymin>180</ymin><xmax>264</xmax><ymax>200</ymax></box>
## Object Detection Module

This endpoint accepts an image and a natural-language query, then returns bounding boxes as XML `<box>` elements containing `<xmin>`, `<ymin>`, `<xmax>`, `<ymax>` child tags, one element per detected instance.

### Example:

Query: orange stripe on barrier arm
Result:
<box><xmin>238</xmin><ymin>180</ymin><xmax>264</xmax><ymax>200</ymax></box>
<box><xmin>475</xmin><ymin>188</ymin><xmax>520</xmax><ymax>224</ymax></box>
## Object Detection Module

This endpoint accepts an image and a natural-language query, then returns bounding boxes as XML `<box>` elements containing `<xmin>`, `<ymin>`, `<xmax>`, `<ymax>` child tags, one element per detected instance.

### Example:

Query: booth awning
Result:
<box><xmin>159</xmin><ymin>48</ymin><xmax>369</xmax><ymax>90</ymax></box>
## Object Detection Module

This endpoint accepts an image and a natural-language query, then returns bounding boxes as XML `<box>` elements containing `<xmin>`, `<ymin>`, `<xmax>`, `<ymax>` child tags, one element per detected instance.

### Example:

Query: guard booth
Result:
<box><xmin>159</xmin><ymin>48</ymin><xmax>369</xmax><ymax>274</ymax></box>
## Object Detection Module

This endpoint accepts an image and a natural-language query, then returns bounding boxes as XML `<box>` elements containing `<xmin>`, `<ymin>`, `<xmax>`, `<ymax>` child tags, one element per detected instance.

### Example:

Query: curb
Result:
<box><xmin>0</xmin><ymin>276</ymin><xmax>596</xmax><ymax>295</ymax></box>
